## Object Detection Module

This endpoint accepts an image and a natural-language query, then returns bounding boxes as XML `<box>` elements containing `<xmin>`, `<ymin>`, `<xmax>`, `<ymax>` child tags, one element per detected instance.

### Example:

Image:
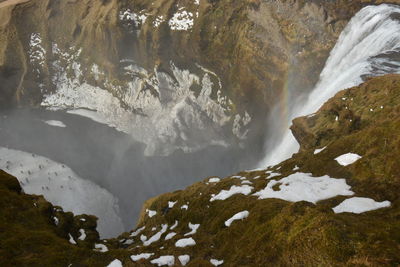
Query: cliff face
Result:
<box><xmin>1</xmin><ymin>75</ymin><xmax>399</xmax><ymax>266</ymax></box>
<box><xmin>1</xmin><ymin>0</ymin><xmax>399</xmax><ymax>155</ymax></box>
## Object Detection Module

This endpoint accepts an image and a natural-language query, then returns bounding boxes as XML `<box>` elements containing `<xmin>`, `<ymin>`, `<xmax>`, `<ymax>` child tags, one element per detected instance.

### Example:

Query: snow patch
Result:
<box><xmin>107</xmin><ymin>259</ymin><xmax>123</xmax><ymax>267</ymax></box>
<box><xmin>169</xmin><ymin>9</ymin><xmax>194</xmax><ymax>31</ymax></box>
<box><xmin>210</xmin><ymin>185</ymin><xmax>253</xmax><ymax>202</ymax></box>
<box><xmin>314</xmin><ymin>146</ymin><xmax>327</xmax><ymax>154</ymax></box>
<box><xmin>143</xmin><ymin>224</ymin><xmax>168</xmax><ymax>246</ymax></box>
<box><xmin>165</xmin><ymin>232</ymin><xmax>177</xmax><ymax>240</ymax></box>
<box><xmin>69</xmin><ymin>234</ymin><xmax>76</xmax><ymax>245</ymax></box>
<box><xmin>130</xmin><ymin>253</ymin><xmax>154</xmax><ymax>262</ymax></box>
<box><xmin>150</xmin><ymin>256</ymin><xmax>175</xmax><ymax>266</ymax></box>
<box><xmin>78</xmin><ymin>229</ymin><xmax>86</xmax><ymax>241</ymax></box>
<box><xmin>210</xmin><ymin>259</ymin><xmax>224</xmax><ymax>266</ymax></box>
<box><xmin>170</xmin><ymin>220</ymin><xmax>179</xmax><ymax>230</ymax></box>
<box><xmin>175</xmin><ymin>237</ymin><xmax>196</xmax><ymax>247</ymax></box>
<box><xmin>94</xmin><ymin>243</ymin><xmax>108</xmax><ymax>253</ymax></box>
<box><xmin>208</xmin><ymin>177</ymin><xmax>220</xmax><ymax>183</ymax></box>
<box><xmin>335</xmin><ymin>153</ymin><xmax>362</xmax><ymax>166</ymax></box>
<box><xmin>333</xmin><ymin>197</ymin><xmax>391</xmax><ymax>214</ymax></box>
<box><xmin>146</xmin><ymin>209</ymin><xmax>157</xmax><ymax>218</ymax></box>
<box><xmin>131</xmin><ymin>226</ymin><xmax>145</xmax><ymax>237</ymax></box>
<box><xmin>254</xmin><ymin>173</ymin><xmax>354</xmax><ymax>204</ymax></box>
<box><xmin>168</xmin><ymin>201</ymin><xmax>177</xmax><ymax>208</ymax></box>
<box><xmin>224</xmin><ymin>211</ymin><xmax>249</xmax><ymax>227</ymax></box>
<box><xmin>184</xmin><ymin>223</ymin><xmax>200</xmax><ymax>236</ymax></box>
<box><xmin>178</xmin><ymin>255</ymin><xmax>190</xmax><ymax>266</ymax></box>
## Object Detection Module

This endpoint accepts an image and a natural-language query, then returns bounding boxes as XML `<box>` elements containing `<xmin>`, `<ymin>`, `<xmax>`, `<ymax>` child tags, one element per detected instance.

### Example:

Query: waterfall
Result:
<box><xmin>258</xmin><ymin>4</ymin><xmax>400</xmax><ymax>168</ymax></box>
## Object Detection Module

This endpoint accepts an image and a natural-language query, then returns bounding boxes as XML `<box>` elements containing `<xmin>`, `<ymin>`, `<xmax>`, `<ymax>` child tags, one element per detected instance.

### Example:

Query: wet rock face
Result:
<box><xmin>1</xmin><ymin>0</ymin><xmax>399</xmax><ymax>154</ymax></box>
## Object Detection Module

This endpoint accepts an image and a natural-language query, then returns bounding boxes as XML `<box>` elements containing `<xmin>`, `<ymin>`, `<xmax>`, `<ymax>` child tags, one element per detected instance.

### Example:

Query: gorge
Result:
<box><xmin>0</xmin><ymin>0</ymin><xmax>400</xmax><ymax>266</ymax></box>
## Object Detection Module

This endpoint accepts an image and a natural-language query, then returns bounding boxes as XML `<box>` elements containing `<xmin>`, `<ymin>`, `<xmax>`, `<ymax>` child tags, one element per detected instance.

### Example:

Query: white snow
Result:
<box><xmin>78</xmin><ymin>229</ymin><xmax>86</xmax><ymax>240</ymax></box>
<box><xmin>335</xmin><ymin>153</ymin><xmax>362</xmax><ymax>166</ymax></box>
<box><xmin>44</xmin><ymin>120</ymin><xmax>66</xmax><ymax>128</ymax></box>
<box><xmin>266</xmin><ymin>172</ymin><xmax>281</xmax><ymax>179</ymax></box>
<box><xmin>208</xmin><ymin>177</ymin><xmax>221</xmax><ymax>183</ymax></box>
<box><xmin>53</xmin><ymin>216</ymin><xmax>59</xmax><ymax>225</ymax></box>
<box><xmin>143</xmin><ymin>224</ymin><xmax>168</xmax><ymax>246</ymax></box>
<box><xmin>131</xmin><ymin>226</ymin><xmax>145</xmax><ymax>237</ymax></box>
<box><xmin>130</xmin><ymin>253</ymin><xmax>154</xmax><ymax>261</ymax></box>
<box><xmin>0</xmin><ymin>147</ymin><xmax>123</xmax><ymax>238</ymax></box>
<box><xmin>175</xmin><ymin>237</ymin><xmax>196</xmax><ymax>247</ymax></box>
<box><xmin>210</xmin><ymin>185</ymin><xmax>253</xmax><ymax>202</ymax></box>
<box><xmin>169</xmin><ymin>10</ymin><xmax>194</xmax><ymax>31</ymax></box>
<box><xmin>314</xmin><ymin>146</ymin><xmax>327</xmax><ymax>154</ymax></box>
<box><xmin>123</xmin><ymin>239</ymin><xmax>133</xmax><ymax>245</ymax></box>
<box><xmin>94</xmin><ymin>243</ymin><xmax>109</xmax><ymax>253</ymax></box>
<box><xmin>165</xmin><ymin>232</ymin><xmax>177</xmax><ymax>240</ymax></box>
<box><xmin>178</xmin><ymin>255</ymin><xmax>190</xmax><ymax>266</ymax></box>
<box><xmin>140</xmin><ymin>235</ymin><xmax>147</xmax><ymax>242</ymax></box>
<box><xmin>170</xmin><ymin>220</ymin><xmax>179</xmax><ymax>230</ymax></box>
<box><xmin>253</xmin><ymin>173</ymin><xmax>354</xmax><ymax>204</ymax></box>
<box><xmin>210</xmin><ymin>259</ymin><xmax>224</xmax><ymax>266</ymax></box>
<box><xmin>146</xmin><ymin>209</ymin><xmax>157</xmax><ymax>218</ymax></box>
<box><xmin>69</xmin><ymin>234</ymin><xmax>76</xmax><ymax>245</ymax></box>
<box><xmin>150</xmin><ymin>256</ymin><xmax>175</xmax><ymax>266</ymax></box>
<box><xmin>184</xmin><ymin>223</ymin><xmax>200</xmax><ymax>236</ymax></box>
<box><xmin>224</xmin><ymin>211</ymin><xmax>249</xmax><ymax>227</ymax></box>
<box><xmin>181</xmin><ymin>204</ymin><xmax>189</xmax><ymax>210</ymax></box>
<box><xmin>168</xmin><ymin>201</ymin><xmax>177</xmax><ymax>208</ymax></box>
<box><xmin>119</xmin><ymin>9</ymin><xmax>148</xmax><ymax>27</ymax></box>
<box><xmin>107</xmin><ymin>259</ymin><xmax>123</xmax><ymax>267</ymax></box>
<box><xmin>332</xmin><ymin>197</ymin><xmax>391</xmax><ymax>214</ymax></box>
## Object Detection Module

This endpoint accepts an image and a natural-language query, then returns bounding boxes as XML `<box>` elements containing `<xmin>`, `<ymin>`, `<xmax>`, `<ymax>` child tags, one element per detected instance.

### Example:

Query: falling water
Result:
<box><xmin>258</xmin><ymin>4</ymin><xmax>400</xmax><ymax>168</ymax></box>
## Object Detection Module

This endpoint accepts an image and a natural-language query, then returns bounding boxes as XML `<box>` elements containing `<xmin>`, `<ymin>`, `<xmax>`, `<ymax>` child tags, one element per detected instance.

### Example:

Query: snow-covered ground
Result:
<box><xmin>210</xmin><ymin>185</ymin><xmax>253</xmax><ymax>202</ymax></box>
<box><xmin>178</xmin><ymin>255</ymin><xmax>190</xmax><ymax>266</ymax></box>
<box><xmin>175</xmin><ymin>237</ymin><xmax>196</xmax><ymax>247</ymax></box>
<box><xmin>0</xmin><ymin>147</ymin><xmax>123</xmax><ymax>237</ymax></box>
<box><xmin>253</xmin><ymin>173</ymin><xmax>354</xmax><ymax>203</ymax></box>
<box><xmin>130</xmin><ymin>253</ymin><xmax>154</xmax><ymax>262</ymax></box>
<box><xmin>150</xmin><ymin>255</ymin><xmax>175</xmax><ymax>266</ymax></box>
<box><xmin>333</xmin><ymin>197</ymin><xmax>391</xmax><ymax>214</ymax></box>
<box><xmin>225</xmin><ymin>211</ymin><xmax>249</xmax><ymax>227</ymax></box>
<box><xmin>335</xmin><ymin>153</ymin><xmax>362</xmax><ymax>166</ymax></box>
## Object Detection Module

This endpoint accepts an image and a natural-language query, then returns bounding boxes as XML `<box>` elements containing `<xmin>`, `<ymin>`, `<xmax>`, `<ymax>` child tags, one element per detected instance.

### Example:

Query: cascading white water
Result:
<box><xmin>258</xmin><ymin>4</ymin><xmax>400</xmax><ymax>168</ymax></box>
